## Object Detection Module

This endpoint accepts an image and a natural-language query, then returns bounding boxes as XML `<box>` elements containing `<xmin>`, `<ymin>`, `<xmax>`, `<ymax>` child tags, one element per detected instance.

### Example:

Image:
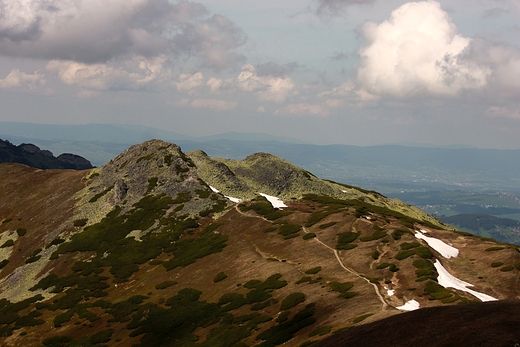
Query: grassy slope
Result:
<box><xmin>0</xmin><ymin>141</ymin><xmax>519</xmax><ymax>346</ymax></box>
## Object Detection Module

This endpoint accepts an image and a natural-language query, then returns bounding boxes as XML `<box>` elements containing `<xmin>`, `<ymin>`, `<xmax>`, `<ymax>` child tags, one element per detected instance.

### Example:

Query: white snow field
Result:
<box><xmin>209</xmin><ymin>186</ymin><xmax>241</xmax><ymax>203</ymax></box>
<box><xmin>434</xmin><ymin>260</ymin><xmax>497</xmax><ymax>302</ymax></box>
<box><xmin>259</xmin><ymin>193</ymin><xmax>287</xmax><ymax>209</ymax></box>
<box><xmin>396</xmin><ymin>300</ymin><xmax>420</xmax><ymax>311</ymax></box>
<box><xmin>415</xmin><ymin>230</ymin><xmax>459</xmax><ymax>259</ymax></box>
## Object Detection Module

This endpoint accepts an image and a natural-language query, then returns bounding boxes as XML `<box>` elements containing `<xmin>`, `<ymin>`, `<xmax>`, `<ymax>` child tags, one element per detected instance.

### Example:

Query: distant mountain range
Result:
<box><xmin>1</xmin><ymin>139</ymin><xmax>519</xmax><ymax>346</ymax></box>
<box><xmin>2</xmin><ymin>121</ymin><xmax>520</xmax><ymax>192</ymax></box>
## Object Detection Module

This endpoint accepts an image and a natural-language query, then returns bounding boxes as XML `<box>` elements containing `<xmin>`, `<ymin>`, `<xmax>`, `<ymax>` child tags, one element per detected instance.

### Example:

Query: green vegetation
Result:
<box><xmin>305</xmin><ymin>267</ymin><xmax>322</xmax><ymax>275</ymax></box>
<box><xmin>500</xmin><ymin>265</ymin><xmax>514</xmax><ymax>272</ymax></box>
<box><xmin>353</xmin><ymin>313</ymin><xmax>373</xmax><ymax>323</ymax></box>
<box><xmin>485</xmin><ymin>246</ymin><xmax>505</xmax><ymax>252</ymax></box>
<box><xmin>391</xmin><ymin>229</ymin><xmax>411</xmax><ymax>240</ymax></box>
<box><xmin>25</xmin><ymin>248</ymin><xmax>42</xmax><ymax>264</ymax></box>
<box><xmin>309</xmin><ymin>326</ymin><xmax>332</xmax><ymax>337</ymax></box>
<box><xmin>155</xmin><ymin>281</ymin><xmax>177</xmax><ymax>290</ymax></box>
<box><xmin>213</xmin><ymin>272</ymin><xmax>228</xmax><ymax>283</ymax></box>
<box><xmin>328</xmin><ymin>282</ymin><xmax>357</xmax><ymax>299</ymax></box>
<box><xmin>239</xmin><ymin>199</ymin><xmax>289</xmax><ymax>220</ymax></box>
<box><xmin>336</xmin><ymin>232</ymin><xmax>359</xmax><ymax>250</ymax></box>
<box><xmin>255</xmin><ymin>304</ymin><xmax>316</xmax><ymax>347</ymax></box>
<box><xmin>423</xmin><ymin>281</ymin><xmax>462</xmax><ymax>303</ymax></box>
<box><xmin>89</xmin><ymin>186</ymin><xmax>113</xmax><ymax>203</ymax></box>
<box><xmin>280</xmin><ymin>293</ymin><xmax>306</xmax><ymax>310</ymax></box>
<box><xmin>0</xmin><ymin>239</ymin><xmax>14</xmax><ymax>248</ymax></box>
<box><xmin>400</xmin><ymin>242</ymin><xmax>420</xmax><ymax>250</ymax></box>
<box><xmin>359</xmin><ymin>226</ymin><xmax>387</xmax><ymax>242</ymax></box>
<box><xmin>73</xmin><ymin>219</ymin><xmax>88</xmax><ymax>227</ymax></box>
<box><xmin>16</xmin><ymin>228</ymin><xmax>26</xmax><ymax>237</ymax></box>
<box><xmin>278</xmin><ymin>224</ymin><xmax>302</xmax><ymax>240</ymax></box>
<box><xmin>396</xmin><ymin>245</ymin><xmax>433</xmax><ymax>260</ymax></box>
<box><xmin>376</xmin><ymin>263</ymin><xmax>399</xmax><ymax>272</ymax></box>
<box><xmin>490</xmin><ymin>262</ymin><xmax>503</xmax><ymax>268</ymax></box>
<box><xmin>413</xmin><ymin>259</ymin><xmax>437</xmax><ymax>282</ymax></box>
<box><xmin>303</xmin><ymin>194</ymin><xmax>438</xmax><ymax>229</ymax></box>
<box><xmin>147</xmin><ymin>177</ymin><xmax>158</xmax><ymax>193</ymax></box>
<box><xmin>303</xmin><ymin>233</ymin><xmax>316</xmax><ymax>240</ymax></box>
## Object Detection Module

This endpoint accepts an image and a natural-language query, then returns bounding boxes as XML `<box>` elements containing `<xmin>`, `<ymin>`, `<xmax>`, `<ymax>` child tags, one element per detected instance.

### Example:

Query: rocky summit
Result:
<box><xmin>0</xmin><ymin>139</ymin><xmax>519</xmax><ymax>347</ymax></box>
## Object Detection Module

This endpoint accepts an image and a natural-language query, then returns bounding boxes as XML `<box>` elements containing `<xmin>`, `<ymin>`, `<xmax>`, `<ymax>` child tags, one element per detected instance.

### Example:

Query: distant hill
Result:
<box><xmin>0</xmin><ymin>138</ymin><xmax>93</xmax><ymax>170</ymax></box>
<box><xmin>1</xmin><ymin>139</ymin><xmax>519</xmax><ymax>347</ymax></box>
<box><xmin>441</xmin><ymin>214</ymin><xmax>520</xmax><ymax>244</ymax></box>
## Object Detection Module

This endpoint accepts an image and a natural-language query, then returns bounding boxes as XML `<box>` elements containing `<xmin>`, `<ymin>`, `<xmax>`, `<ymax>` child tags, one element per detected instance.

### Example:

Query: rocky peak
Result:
<box><xmin>19</xmin><ymin>143</ymin><xmax>53</xmax><ymax>157</ymax></box>
<box><xmin>81</xmin><ymin>139</ymin><xmax>227</xmax><ymax>217</ymax></box>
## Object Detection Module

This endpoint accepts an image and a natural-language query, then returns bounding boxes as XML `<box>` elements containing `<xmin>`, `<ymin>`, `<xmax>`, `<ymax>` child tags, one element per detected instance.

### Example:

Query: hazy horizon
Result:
<box><xmin>0</xmin><ymin>1</ymin><xmax>519</xmax><ymax>149</ymax></box>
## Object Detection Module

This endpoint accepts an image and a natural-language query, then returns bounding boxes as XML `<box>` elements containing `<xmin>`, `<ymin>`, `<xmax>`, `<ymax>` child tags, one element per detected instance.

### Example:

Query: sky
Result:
<box><xmin>0</xmin><ymin>0</ymin><xmax>519</xmax><ymax>148</ymax></box>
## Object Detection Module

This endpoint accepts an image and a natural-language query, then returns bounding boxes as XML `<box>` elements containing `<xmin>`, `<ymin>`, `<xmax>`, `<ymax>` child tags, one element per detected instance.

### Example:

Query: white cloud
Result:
<box><xmin>275</xmin><ymin>103</ymin><xmax>327</xmax><ymax>116</ymax></box>
<box><xmin>46</xmin><ymin>55</ymin><xmax>169</xmax><ymax>93</ymax></box>
<box><xmin>175</xmin><ymin>72</ymin><xmax>204</xmax><ymax>93</ymax></box>
<box><xmin>207</xmin><ymin>77</ymin><xmax>224</xmax><ymax>93</ymax></box>
<box><xmin>357</xmin><ymin>1</ymin><xmax>490</xmax><ymax>98</ymax></box>
<box><xmin>205</xmin><ymin>64</ymin><xmax>297</xmax><ymax>103</ymax></box>
<box><xmin>189</xmin><ymin>98</ymin><xmax>238</xmax><ymax>110</ymax></box>
<box><xmin>0</xmin><ymin>0</ymin><xmax>245</xmax><ymax>69</ymax></box>
<box><xmin>0</xmin><ymin>68</ymin><xmax>45</xmax><ymax>90</ymax></box>
<box><xmin>235</xmin><ymin>64</ymin><xmax>296</xmax><ymax>103</ymax></box>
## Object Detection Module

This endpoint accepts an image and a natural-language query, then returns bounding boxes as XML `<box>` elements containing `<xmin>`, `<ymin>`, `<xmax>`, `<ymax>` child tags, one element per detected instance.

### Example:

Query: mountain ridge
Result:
<box><xmin>0</xmin><ymin>138</ymin><xmax>93</xmax><ymax>170</ymax></box>
<box><xmin>0</xmin><ymin>139</ymin><xmax>519</xmax><ymax>347</ymax></box>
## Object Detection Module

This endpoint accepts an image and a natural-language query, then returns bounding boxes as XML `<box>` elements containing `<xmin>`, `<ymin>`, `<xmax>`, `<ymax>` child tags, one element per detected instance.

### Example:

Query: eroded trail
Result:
<box><xmin>303</xmin><ymin>227</ymin><xmax>389</xmax><ymax>311</ymax></box>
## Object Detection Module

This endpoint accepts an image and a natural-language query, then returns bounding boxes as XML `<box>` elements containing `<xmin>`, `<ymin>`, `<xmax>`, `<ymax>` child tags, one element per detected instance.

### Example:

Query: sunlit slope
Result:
<box><xmin>0</xmin><ymin>139</ymin><xmax>518</xmax><ymax>347</ymax></box>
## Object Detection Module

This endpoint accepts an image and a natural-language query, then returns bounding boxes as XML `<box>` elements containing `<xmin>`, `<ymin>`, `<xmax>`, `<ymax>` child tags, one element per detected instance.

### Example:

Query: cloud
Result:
<box><xmin>486</xmin><ymin>106</ymin><xmax>520</xmax><ymax>119</ymax></box>
<box><xmin>46</xmin><ymin>55</ymin><xmax>169</xmax><ymax>93</ymax></box>
<box><xmin>175</xmin><ymin>72</ymin><xmax>204</xmax><ymax>93</ymax></box>
<box><xmin>207</xmin><ymin>64</ymin><xmax>296</xmax><ymax>103</ymax></box>
<box><xmin>275</xmin><ymin>103</ymin><xmax>327</xmax><ymax>116</ymax></box>
<box><xmin>356</xmin><ymin>1</ymin><xmax>490</xmax><ymax>98</ymax></box>
<box><xmin>314</xmin><ymin>0</ymin><xmax>376</xmax><ymax>16</ymax></box>
<box><xmin>188</xmin><ymin>98</ymin><xmax>238</xmax><ymax>110</ymax></box>
<box><xmin>172</xmin><ymin>14</ymin><xmax>247</xmax><ymax>69</ymax></box>
<box><xmin>0</xmin><ymin>0</ymin><xmax>246</xmax><ymax>69</ymax></box>
<box><xmin>235</xmin><ymin>64</ymin><xmax>296</xmax><ymax>103</ymax></box>
<box><xmin>463</xmin><ymin>39</ymin><xmax>520</xmax><ymax>98</ymax></box>
<box><xmin>0</xmin><ymin>68</ymin><xmax>45</xmax><ymax>90</ymax></box>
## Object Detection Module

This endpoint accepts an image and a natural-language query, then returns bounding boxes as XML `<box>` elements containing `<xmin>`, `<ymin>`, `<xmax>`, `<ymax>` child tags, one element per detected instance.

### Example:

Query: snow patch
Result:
<box><xmin>415</xmin><ymin>230</ymin><xmax>459</xmax><ymax>259</ymax></box>
<box><xmin>259</xmin><ymin>193</ymin><xmax>287</xmax><ymax>209</ymax></box>
<box><xmin>434</xmin><ymin>260</ymin><xmax>497</xmax><ymax>302</ymax></box>
<box><xmin>209</xmin><ymin>186</ymin><xmax>241</xmax><ymax>203</ymax></box>
<box><xmin>386</xmin><ymin>287</ymin><xmax>395</xmax><ymax>296</ymax></box>
<box><xmin>225</xmin><ymin>196</ymin><xmax>241</xmax><ymax>203</ymax></box>
<box><xmin>397</xmin><ymin>300</ymin><xmax>420</xmax><ymax>311</ymax></box>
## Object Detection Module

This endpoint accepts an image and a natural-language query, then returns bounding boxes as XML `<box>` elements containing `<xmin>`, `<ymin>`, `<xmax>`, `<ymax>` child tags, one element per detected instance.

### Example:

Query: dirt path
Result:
<box><xmin>233</xmin><ymin>203</ymin><xmax>390</xmax><ymax>310</ymax></box>
<box><xmin>303</xmin><ymin>227</ymin><xmax>389</xmax><ymax>311</ymax></box>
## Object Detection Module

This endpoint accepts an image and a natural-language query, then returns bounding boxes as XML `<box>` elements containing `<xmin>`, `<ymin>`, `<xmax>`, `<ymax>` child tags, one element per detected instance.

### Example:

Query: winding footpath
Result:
<box><xmin>302</xmin><ymin>227</ymin><xmax>389</xmax><ymax>311</ymax></box>
<box><xmin>233</xmin><ymin>204</ymin><xmax>389</xmax><ymax>311</ymax></box>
